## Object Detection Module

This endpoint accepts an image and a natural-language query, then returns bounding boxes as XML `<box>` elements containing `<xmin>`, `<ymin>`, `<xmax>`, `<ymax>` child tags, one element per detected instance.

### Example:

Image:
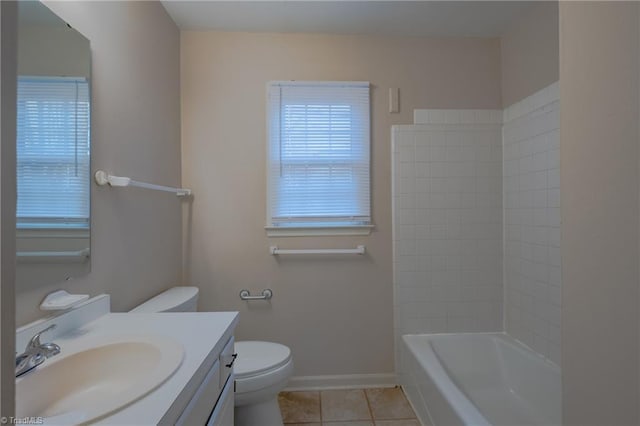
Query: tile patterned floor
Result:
<box><xmin>278</xmin><ymin>387</ymin><xmax>419</xmax><ymax>426</ymax></box>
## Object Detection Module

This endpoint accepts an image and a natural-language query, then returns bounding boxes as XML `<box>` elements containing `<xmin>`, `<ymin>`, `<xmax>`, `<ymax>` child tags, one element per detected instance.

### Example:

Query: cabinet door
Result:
<box><xmin>207</xmin><ymin>374</ymin><xmax>234</xmax><ymax>426</ymax></box>
<box><xmin>175</xmin><ymin>359</ymin><xmax>221</xmax><ymax>426</ymax></box>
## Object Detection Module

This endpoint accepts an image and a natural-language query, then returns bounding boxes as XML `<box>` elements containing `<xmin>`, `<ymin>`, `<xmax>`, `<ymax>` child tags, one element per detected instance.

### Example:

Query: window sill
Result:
<box><xmin>265</xmin><ymin>225</ymin><xmax>374</xmax><ymax>237</ymax></box>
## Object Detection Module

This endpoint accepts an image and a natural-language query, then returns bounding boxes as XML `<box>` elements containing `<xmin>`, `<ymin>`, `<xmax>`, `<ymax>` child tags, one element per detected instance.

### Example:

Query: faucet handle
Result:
<box><xmin>26</xmin><ymin>324</ymin><xmax>56</xmax><ymax>350</ymax></box>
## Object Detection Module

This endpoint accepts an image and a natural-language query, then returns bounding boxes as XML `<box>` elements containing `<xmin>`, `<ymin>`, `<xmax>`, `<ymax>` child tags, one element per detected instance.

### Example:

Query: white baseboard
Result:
<box><xmin>284</xmin><ymin>373</ymin><xmax>398</xmax><ymax>391</ymax></box>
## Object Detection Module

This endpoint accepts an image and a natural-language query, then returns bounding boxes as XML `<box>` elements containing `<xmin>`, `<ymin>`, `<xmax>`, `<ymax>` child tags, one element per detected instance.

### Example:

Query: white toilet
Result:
<box><xmin>131</xmin><ymin>286</ymin><xmax>294</xmax><ymax>426</ymax></box>
<box><xmin>234</xmin><ymin>341</ymin><xmax>293</xmax><ymax>426</ymax></box>
<box><xmin>129</xmin><ymin>286</ymin><xmax>199</xmax><ymax>313</ymax></box>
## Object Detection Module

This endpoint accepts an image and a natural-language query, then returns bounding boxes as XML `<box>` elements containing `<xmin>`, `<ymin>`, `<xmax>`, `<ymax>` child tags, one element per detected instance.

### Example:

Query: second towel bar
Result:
<box><xmin>269</xmin><ymin>245</ymin><xmax>366</xmax><ymax>255</ymax></box>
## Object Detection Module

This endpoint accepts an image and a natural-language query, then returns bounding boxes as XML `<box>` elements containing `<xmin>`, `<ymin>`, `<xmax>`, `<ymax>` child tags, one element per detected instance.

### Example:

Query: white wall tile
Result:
<box><xmin>503</xmin><ymin>83</ymin><xmax>561</xmax><ymax>366</ymax></box>
<box><xmin>392</xmin><ymin>112</ymin><xmax>503</xmax><ymax>346</ymax></box>
<box><xmin>394</xmin><ymin>90</ymin><xmax>560</xmax><ymax>372</ymax></box>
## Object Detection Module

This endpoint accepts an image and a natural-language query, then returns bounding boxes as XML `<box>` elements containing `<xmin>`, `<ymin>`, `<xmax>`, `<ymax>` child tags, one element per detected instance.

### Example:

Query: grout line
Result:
<box><xmin>363</xmin><ymin>387</ymin><xmax>376</xmax><ymax>422</ymax></box>
<box><xmin>318</xmin><ymin>390</ymin><xmax>323</xmax><ymax>423</ymax></box>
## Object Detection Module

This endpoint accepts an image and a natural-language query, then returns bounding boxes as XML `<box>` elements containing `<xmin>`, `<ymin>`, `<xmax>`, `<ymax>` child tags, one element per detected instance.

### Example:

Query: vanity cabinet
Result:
<box><xmin>208</xmin><ymin>376</ymin><xmax>234</xmax><ymax>426</ymax></box>
<box><xmin>15</xmin><ymin>296</ymin><xmax>239</xmax><ymax>425</ymax></box>
<box><xmin>176</xmin><ymin>337</ymin><xmax>236</xmax><ymax>426</ymax></box>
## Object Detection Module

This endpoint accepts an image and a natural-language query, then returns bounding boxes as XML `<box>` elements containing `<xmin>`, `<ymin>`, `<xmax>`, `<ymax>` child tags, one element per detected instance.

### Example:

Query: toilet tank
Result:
<box><xmin>129</xmin><ymin>286</ymin><xmax>199</xmax><ymax>313</ymax></box>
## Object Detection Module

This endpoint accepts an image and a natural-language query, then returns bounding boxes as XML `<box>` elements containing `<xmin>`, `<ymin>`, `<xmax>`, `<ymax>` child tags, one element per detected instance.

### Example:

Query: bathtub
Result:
<box><xmin>400</xmin><ymin>333</ymin><xmax>561</xmax><ymax>426</ymax></box>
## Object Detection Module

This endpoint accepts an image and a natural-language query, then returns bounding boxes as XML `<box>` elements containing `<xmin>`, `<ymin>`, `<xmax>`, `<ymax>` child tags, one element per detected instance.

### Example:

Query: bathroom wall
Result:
<box><xmin>392</xmin><ymin>110</ymin><xmax>503</xmax><ymax>370</ymax></box>
<box><xmin>181</xmin><ymin>31</ymin><xmax>502</xmax><ymax>377</ymax></box>
<box><xmin>500</xmin><ymin>1</ymin><xmax>558</xmax><ymax>108</ymax></box>
<box><xmin>0</xmin><ymin>1</ymin><xmax>17</xmax><ymax>417</ymax></box>
<box><xmin>503</xmin><ymin>83</ymin><xmax>561</xmax><ymax>365</ymax></box>
<box><xmin>560</xmin><ymin>2</ymin><xmax>640</xmax><ymax>424</ymax></box>
<box><xmin>15</xmin><ymin>1</ymin><xmax>182</xmax><ymax>326</ymax></box>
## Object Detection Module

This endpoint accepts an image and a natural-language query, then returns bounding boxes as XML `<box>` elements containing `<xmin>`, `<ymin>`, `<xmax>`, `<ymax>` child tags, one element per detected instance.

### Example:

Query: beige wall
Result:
<box><xmin>501</xmin><ymin>1</ymin><xmax>558</xmax><ymax>107</ymax></box>
<box><xmin>15</xmin><ymin>1</ymin><xmax>182</xmax><ymax>326</ymax></box>
<box><xmin>181</xmin><ymin>31</ymin><xmax>501</xmax><ymax>376</ymax></box>
<box><xmin>560</xmin><ymin>2</ymin><xmax>639</xmax><ymax>424</ymax></box>
<box><xmin>0</xmin><ymin>1</ymin><xmax>17</xmax><ymax>417</ymax></box>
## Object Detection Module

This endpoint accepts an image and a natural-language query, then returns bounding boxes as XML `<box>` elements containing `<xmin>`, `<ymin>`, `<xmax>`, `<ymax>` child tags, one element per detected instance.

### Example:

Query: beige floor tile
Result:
<box><xmin>285</xmin><ymin>424</ymin><xmax>321</xmax><ymax>426</ymax></box>
<box><xmin>321</xmin><ymin>389</ymin><xmax>372</xmax><ymax>422</ymax></box>
<box><xmin>286</xmin><ymin>424</ymin><xmax>321</xmax><ymax>426</ymax></box>
<box><xmin>374</xmin><ymin>420</ymin><xmax>420</xmax><ymax>426</ymax></box>
<box><xmin>323</xmin><ymin>422</ymin><xmax>374</xmax><ymax>426</ymax></box>
<box><xmin>279</xmin><ymin>391</ymin><xmax>321</xmax><ymax>423</ymax></box>
<box><xmin>365</xmin><ymin>388</ymin><xmax>416</xmax><ymax>420</ymax></box>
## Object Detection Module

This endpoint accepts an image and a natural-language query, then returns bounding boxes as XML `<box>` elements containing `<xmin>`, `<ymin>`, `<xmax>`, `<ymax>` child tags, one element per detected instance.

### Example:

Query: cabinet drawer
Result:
<box><xmin>219</xmin><ymin>337</ymin><xmax>235</xmax><ymax>387</ymax></box>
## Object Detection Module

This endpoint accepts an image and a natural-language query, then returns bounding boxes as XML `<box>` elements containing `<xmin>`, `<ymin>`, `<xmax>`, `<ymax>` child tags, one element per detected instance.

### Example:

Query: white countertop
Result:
<box><xmin>90</xmin><ymin>312</ymin><xmax>238</xmax><ymax>425</ymax></box>
<box><xmin>16</xmin><ymin>298</ymin><xmax>238</xmax><ymax>426</ymax></box>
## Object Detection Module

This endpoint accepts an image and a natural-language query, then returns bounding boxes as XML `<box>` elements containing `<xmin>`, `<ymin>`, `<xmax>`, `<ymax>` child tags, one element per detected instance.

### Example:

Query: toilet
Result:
<box><xmin>131</xmin><ymin>286</ymin><xmax>294</xmax><ymax>426</ymax></box>
<box><xmin>129</xmin><ymin>286</ymin><xmax>199</xmax><ymax>313</ymax></box>
<box><xmin>234</xmin><ymin>341</ymin><xmax>293</xmax><ymax>426</ymax></box>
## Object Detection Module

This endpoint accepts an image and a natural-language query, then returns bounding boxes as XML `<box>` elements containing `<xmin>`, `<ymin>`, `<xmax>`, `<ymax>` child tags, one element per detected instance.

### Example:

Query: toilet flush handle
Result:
<box><xmin>225</xmin><ymin>353</ymin><xmax>238</xmax><ymax>368</ymax></box>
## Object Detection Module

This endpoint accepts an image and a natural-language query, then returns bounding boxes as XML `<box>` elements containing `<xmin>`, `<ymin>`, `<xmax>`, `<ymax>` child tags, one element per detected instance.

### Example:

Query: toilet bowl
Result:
<box><xmin>131</xmin><ymin>287</ymin><xmax>294</xmax><ymax>426</ymax></box>
<box><xmin>234</xmin><ymin>341</ymin><xmax>294</xmax><ymax>426</ymax></box>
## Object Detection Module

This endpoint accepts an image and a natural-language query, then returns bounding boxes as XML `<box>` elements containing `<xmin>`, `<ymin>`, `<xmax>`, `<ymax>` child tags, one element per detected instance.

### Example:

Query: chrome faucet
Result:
<box><xmin>15</xmin><ymin>324</ymin><xmax>60</xmax><ymax>377</ymax></box>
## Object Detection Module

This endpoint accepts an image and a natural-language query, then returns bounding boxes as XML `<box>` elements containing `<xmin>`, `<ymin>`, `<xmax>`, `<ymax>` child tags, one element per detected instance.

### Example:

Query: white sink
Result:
<box><xmin>16</xmin><ymin>336</ymin><xmax>184</xmax><ymax>425</ymax></box>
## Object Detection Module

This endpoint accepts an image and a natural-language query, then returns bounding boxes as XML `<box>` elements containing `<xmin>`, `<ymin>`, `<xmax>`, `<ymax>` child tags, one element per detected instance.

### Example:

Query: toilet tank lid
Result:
<box><xmin>130</xmin><ymin>286</ymin><xmax>199</xmax><ymax>313</ymax></box>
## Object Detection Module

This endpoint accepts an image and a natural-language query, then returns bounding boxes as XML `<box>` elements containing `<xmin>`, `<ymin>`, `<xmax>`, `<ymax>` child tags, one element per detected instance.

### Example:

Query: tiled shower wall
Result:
<box><xmin>392</xmin><ymin>87</ymin><xmax>561</xmax><ymax>369</ymax></box>
<box><xmin>391</xmin><ymin>112</ymin><xmax>503</xmax><ymax>367</ymax></box>
<box><xmin>503</xmin><ymin>82</ymin><xmax>561</xmax><ymax>365</ymax></box>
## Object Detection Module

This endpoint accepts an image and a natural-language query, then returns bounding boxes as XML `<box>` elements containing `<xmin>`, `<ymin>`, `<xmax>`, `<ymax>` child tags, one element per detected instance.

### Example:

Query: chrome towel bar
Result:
<box><xmin>269</xmin><ymin>245</ymin><xmax>366</xmax><ymax>255</ymax></box>
<box><xmin>239</xmin><ymin>289</ymin><xmax>273</xmax><ymax>300</ymax></box>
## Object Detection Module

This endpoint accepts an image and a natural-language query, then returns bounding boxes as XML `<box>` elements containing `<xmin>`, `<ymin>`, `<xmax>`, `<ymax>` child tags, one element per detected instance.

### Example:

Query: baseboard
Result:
<box><xmin>284</xmin><ymin>373</ymin><xmax>398</xmax><ymax>391</ymax></box>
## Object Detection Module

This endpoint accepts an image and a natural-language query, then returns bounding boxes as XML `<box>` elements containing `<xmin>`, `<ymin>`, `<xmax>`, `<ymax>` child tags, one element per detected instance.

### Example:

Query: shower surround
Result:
<box><xmin>392</xmin><ymin>82</ymin><xmax>561</xmax><ymax>370</ymax></box>
<box><xmin>391</xmin><ymin>110</ymin><xmax>504</xmax><ymax>370</ymax></box>
<box><xmin>503</xmin><ymin>82</ymin><xmax>561</xmax><ymax>365</ymax></box>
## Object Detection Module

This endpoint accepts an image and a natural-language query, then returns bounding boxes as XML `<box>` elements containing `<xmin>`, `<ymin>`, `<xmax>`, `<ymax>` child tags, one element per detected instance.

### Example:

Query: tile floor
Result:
<box><xmin>278</xmin><ymin>387</ymin><xmax>419</xmax><ymax>426</ymax></box>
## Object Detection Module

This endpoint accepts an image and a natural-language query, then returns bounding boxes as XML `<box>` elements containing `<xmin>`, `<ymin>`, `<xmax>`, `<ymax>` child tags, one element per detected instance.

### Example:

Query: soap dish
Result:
<box><xmin>40</xmin><ymin>290</ymin><xmax>89</xmax><ymax>311</ymax></box>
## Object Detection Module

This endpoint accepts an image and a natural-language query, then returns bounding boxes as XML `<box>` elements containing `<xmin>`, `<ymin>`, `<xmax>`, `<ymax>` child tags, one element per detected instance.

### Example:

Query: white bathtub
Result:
<box><xmin>400</xmin><ymin>333</ymin><xmax>561</xmax><ymax>426</ymax></box>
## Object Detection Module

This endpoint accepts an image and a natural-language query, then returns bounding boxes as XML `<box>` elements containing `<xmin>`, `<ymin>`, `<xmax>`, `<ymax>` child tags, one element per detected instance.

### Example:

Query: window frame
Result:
<box><xmin>265</xmin><ymin>81</ymin><xmax>373</xmax><ymax>237</ymax></box>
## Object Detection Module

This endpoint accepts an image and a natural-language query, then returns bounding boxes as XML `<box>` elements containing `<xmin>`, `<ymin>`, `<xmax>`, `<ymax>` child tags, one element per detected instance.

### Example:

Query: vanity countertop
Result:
<box><xmin>87</xmin><ymin>312</ymin><xmax>238</xmax><ymax>425</ymax></box>
<box><xmin>16</xmin><ymin>298</ymin><xmax>239</xmax><ymax>426</ymax></box>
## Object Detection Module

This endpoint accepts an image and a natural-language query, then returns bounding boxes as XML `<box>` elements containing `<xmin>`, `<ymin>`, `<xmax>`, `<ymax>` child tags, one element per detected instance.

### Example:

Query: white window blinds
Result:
<box><xmin>267</xmin><ymin>81</ymin><xmax>371</xmax><ymax>228</ymax></box>
<box><xmin>17</xmin><ymin>76</ymin><xmax>90</xmax><ymax>228</ymax></box>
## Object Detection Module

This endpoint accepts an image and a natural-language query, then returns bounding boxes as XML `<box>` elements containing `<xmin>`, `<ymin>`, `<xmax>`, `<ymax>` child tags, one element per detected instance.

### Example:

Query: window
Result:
<box><xmin>266</xmin><ymin>81</ymin><xmax>371</xmax><ymax>235</ymax></box>
<box><xmin>17</xmin><ymin>76</ymin><xmax>90</xmax><ymax>229</ymax></box>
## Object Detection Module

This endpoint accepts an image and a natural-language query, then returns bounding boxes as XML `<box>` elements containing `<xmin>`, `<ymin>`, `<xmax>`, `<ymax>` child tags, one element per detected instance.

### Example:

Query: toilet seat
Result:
<box><xmin>233</xmin><ymin>341</ymin><xmax>294</xmax><ymax>425</ymax></box>
<box><xmin>235</xmin><ymin>341</ymin><xmax>291</xmax><ymax>378</ymax></box>
<box><xmin>234</xmin><ymin>341</ymin><xmax>293</xmax><ymax>394</ymax></box>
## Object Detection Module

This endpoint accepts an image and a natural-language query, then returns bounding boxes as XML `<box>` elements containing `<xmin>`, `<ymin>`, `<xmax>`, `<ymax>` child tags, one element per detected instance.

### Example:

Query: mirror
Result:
<box><xmin>16</xmin><ymin>1</ymin><xmax>91</xmax><ymax>287</ymax></box>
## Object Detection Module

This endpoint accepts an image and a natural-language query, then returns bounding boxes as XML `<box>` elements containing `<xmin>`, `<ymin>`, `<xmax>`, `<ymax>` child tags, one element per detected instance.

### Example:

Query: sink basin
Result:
<box><xmin>16</xmin><ymin>336</ymin><xmax>183</xmax><ymax>424</ymax></box>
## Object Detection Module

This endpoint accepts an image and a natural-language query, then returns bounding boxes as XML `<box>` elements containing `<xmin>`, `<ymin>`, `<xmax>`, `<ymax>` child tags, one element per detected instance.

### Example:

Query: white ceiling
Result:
<box><xmin>161</xmin><ymin>1</ymin><xmax>537</xmax><ymax>38</ymax></box>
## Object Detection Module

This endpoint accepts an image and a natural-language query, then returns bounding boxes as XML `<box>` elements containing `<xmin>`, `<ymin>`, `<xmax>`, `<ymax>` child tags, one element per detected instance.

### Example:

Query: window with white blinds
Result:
<box><xmin>267</xmin><ymin>81</ymin><xmax>371</xmax><ymax>230</ymax></box>
<box><xmin>17</xmin><ymin>76</ymin><xmax>90</xmax><ymax>229</ymax></box>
